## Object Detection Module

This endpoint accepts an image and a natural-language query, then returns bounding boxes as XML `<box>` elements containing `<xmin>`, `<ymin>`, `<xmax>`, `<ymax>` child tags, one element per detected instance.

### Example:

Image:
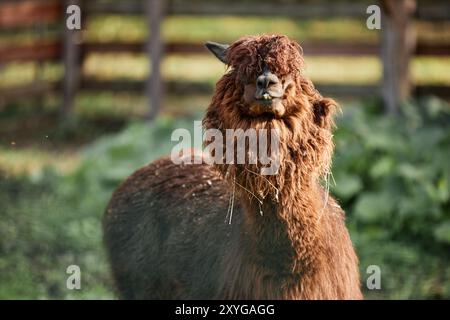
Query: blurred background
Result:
<box><xmin>0</xmin><ymin>0</ymin><xmax>449</xmax><ymax>299</ymax></box>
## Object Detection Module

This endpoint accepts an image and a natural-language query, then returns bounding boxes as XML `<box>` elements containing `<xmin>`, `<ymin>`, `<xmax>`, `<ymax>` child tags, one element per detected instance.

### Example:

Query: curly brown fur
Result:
<box><xmin>103</xmin><ymin>34</ymin><xmax>362</xmax><ymax>299</ymax></box>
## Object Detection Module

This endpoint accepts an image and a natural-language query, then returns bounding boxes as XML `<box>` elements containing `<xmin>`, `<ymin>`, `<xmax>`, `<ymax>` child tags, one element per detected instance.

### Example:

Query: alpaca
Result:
<box><xmin>103</xmin><ymin>34</ymin><xmax>362</xmax><ymax>299</ymax></box>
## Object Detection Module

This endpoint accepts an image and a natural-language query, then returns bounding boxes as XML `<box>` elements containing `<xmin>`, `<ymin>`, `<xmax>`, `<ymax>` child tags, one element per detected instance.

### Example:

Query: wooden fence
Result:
<box><xmin>0</xmin><ymin>0</ymin><xmax>449</xmax><ymax>119</ymax></box>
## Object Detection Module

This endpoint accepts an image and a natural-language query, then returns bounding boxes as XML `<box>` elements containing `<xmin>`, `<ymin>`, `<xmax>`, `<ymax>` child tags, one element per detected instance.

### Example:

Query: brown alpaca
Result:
<box><xmin>103</xmin><ymin>35</ymin><xmax>362</xmax><ymax>299</ymax></box>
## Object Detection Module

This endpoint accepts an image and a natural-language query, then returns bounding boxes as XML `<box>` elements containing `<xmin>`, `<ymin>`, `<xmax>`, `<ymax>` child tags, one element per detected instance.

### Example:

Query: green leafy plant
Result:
<box><xmin>332</xmin><ymin>97</ymin><xmax>450</xmax><ymax>298</ymax></box>
<box><xmin>1</xmin><ymin>100</ymin><xmax>449</xmax><ymax>299</ymax></box>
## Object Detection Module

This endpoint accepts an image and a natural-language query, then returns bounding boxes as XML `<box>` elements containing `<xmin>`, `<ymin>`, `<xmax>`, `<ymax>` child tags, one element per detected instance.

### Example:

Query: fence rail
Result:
<box><xmin>0</xmin><ymin>0</ymin><xmax>449</xmax><ymax>118</ymax></box>
<box><xmin>84</xmin><ymin>1</ymin><xmax>450</xmax><ymax>20</ymax></box>
<box><xmin>0</xmin><ymin>0</ymin><xmax>61</xmax><ymax>28</ymax></box>
<box><xmin>2</xmin><ymin>40</ymin><xmax>450</xmax><ymax>64</ymax></box>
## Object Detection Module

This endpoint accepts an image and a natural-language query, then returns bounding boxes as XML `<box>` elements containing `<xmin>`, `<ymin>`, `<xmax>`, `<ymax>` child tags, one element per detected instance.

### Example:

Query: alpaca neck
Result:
<box><xmin>238</xmin><ymin>177</ymin><xmax>326</xmax><ymax>276</ymax></box>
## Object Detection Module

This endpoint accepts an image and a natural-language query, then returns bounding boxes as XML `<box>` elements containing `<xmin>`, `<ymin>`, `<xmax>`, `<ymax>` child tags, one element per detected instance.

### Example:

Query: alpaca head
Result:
<box><xmin>203</xmin><ymin>35</ymin><xmax>337</xmax><ymax>201</ymax></box>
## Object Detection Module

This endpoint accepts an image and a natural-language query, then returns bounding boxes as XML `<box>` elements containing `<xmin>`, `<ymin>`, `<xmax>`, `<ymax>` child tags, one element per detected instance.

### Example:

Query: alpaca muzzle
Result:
<box><xmin>254</xmin><ymin>70</ymin><xmax>283</xmax><ymax>102</ymax></box>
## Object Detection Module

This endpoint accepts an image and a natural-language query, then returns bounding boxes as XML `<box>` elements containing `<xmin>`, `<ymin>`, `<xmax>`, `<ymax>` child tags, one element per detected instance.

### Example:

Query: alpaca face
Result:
<box><xmin>206</xmin><ymin>35</ymin><xmax>303</xmax><ymax>118</ymax></box>
<box><xmin>241</xmin><ymin>68</ymin><xmax>294</xmax><ymax>118</ymax></box>
<box><xmin>204</xmin><ymin>35</ymin><xmax>337</xmax><ymax>198</ymax></box>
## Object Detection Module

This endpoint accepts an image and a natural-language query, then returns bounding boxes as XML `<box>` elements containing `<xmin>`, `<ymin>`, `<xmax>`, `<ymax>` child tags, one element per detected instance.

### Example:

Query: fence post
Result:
<box><xmin>146</xmin><ymin>0</ymin><xmax>165</xmax><ymax>120</ymax></box>
<box><xmin>380</xmin><ymin>0</ymin><xmax>416</xmax><ymax>114</ymax></box>
<box><xmin>61</xmin><ymin>0</ymin><xmax>81</xmax><ymax>120</ymax></box>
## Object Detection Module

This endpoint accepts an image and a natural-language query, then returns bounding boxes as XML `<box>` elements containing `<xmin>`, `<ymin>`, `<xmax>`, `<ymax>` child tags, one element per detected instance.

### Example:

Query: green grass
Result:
<box><xmin>1</xmin><ymin>100</ymin><xmax>449</xmax><ymax>299</ymax></box>
<box><xmin>0</xmin><ymin>172</ymin><xmax>114</xmax><ymax>299</ymax></box>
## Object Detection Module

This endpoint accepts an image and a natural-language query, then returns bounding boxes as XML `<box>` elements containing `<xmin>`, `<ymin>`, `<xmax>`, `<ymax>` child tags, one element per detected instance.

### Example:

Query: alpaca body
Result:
<box><xmin>104</xmin><ymin>34</ymin><xmax>362</xmax><ymax>299</ymax></box>
<box><xmin>103</xmin><ymin>157</ymin><xmax>362</xmax><ymax>299</ymax></box>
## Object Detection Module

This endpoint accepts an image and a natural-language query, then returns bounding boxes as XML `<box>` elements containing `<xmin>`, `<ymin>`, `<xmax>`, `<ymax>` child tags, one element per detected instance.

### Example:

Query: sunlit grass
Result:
<box><xmin>84</xmin><ymin>16</ymin><xmax>380</xmax><ymax>43</ymax></box>
<box><xmin>82</xmin><ymin>15</ymin><xmax>450</xmax><ymax>45</ymax></box>
<box><xmin>163</xmin><ymin>55</ymin><xmax>228</xmax><ymax>83</ymax></box>
<box><xmin>412</xmin><ymin>57</ymin><xmax>450</xmax><ymax>85</ymax></box>
<box><xmin>83</xmin><ymin>54</ymin><xmax>148</xmax><ymax>80</ymax></box>
<box><xmin>83</xmin><ymin>53</ymin><xmax>226</xmax><ymax>83</ymax></box>
<box><xmin>304</xmin><ymin>56</ymin><xmax>381</xmax><ymax>84</ymax></box>
<box><xmin>0</xmin><ymin>147</ymin><xmax>79</xmax><ymax>177</ymax></box>
<box><xmin>2</xmin><ymin>15</ymin><xmax>449</xmax><ymax>46</ymax></box>
<box><xmin>82</xmin><ymin>53</ymin><xmax>450</xmax><ymax>86</ymax></box>
<box><xmin>1</xmin><ymin>14</ymin><xmax>449</xmax><ymax>88</ymax></box>
<box><xmin>0</xmin><ymin>62</ymin><xmax>62</xmax><ymax>87</ymax></box>
<box><xmin>3</xmin><ymin>53</ymin><xmax>450</xmax><ymax>93</ymax></box>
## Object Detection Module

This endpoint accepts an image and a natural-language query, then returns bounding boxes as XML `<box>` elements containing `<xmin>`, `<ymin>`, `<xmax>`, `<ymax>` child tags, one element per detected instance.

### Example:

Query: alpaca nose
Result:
<box><xmin>256</xmin><ymin>72</ymin><xmax>280</xmax><ymax>91</ymax></box>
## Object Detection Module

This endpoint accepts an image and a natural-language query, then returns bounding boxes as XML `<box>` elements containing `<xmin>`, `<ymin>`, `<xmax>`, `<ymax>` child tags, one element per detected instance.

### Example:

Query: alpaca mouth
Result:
<box><xmin>255</xmin><ymin>92</ymin><xmax>283</xmax><ymax>106</ymax></box>
<box><xmin>255</xmin><ymin>92</ymin><xmax>282</xmax><ymax>102</ymax></box>
<box><xmin>255</xmin><ymin>98</ymin><xmax>278</xmax><ymax>106</ymax></box>
<box><xmin>254</xmin><ymin>92</ymin><xmax>283</xmax><ymax>108</ymax></box>
<box><xmin>254</xmin><ymin>98</ymin><xmax>281</xmax><ymax>111</ymax></box>
<box><xmin>249</xmin><ymin>97</ymin><xmax>285</xmax><ymax>118</ymax></box>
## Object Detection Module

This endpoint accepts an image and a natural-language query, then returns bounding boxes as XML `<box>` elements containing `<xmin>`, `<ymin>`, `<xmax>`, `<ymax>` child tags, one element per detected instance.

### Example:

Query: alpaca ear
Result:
<box><xmin>313</xmin><ymin>98</ymin><xmax>337</xmax><ymax>129</ymax></box>
<box><xmin>205</xmin><ymin>41</ymin><xmax>229</xmax><ymax>64</ymax></box>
